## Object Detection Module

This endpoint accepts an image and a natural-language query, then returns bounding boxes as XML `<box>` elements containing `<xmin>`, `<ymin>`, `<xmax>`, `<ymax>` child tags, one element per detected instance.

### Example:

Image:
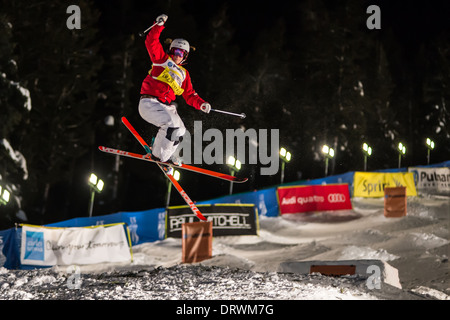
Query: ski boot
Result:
<box><xmin>142</xmin><ymin>137</ymin><xmax>155</xmax><ymax>159</ymax></box>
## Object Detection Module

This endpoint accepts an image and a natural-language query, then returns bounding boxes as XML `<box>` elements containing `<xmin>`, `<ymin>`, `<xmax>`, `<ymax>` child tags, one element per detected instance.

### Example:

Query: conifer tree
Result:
<box><xmin>2</xmin><ymin>1</ymin><xmax>102</xmax><ymax>223</ymax></box>
<box><xmin>0</xmin><ymin>14</ymin><xmax>31</xmax><ymax>227</ymax></box>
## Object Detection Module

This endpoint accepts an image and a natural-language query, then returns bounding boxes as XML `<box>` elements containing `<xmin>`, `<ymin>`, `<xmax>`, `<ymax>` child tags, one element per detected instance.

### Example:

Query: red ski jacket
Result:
<box><xmin>140</xmin><ymin>25</ymin><xmax>206</xmax><ymax>110</ymax></box>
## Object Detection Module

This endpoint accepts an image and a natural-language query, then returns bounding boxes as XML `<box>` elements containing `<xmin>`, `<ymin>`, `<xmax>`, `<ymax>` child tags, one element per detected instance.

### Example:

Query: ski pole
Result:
<box><xmin>211</xmin><ymin>108</ymin><xmax>246</xmax><ymax>119</ymax></box>
<box><xmin>138</xmin><ymin>19</ymin><xmax>162</xmax><ymax>37</ymax></box>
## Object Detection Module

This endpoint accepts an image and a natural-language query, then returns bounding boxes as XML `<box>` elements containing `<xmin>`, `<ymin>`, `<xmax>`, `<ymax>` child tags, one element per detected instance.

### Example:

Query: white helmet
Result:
<box><xmin>170</xmin><ymin>38</ymin><xmax>190</xmax><ymax>53</ymax></box>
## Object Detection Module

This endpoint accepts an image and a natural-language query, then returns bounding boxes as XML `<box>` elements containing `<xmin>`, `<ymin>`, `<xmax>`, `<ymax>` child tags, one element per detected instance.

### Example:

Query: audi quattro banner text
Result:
<box><xmin>20</xmin><ymin>224</ymin><xmax>132</xmax><ymax>266</ymax></box>
<box><xmin>353</xmin><ymin>172</ymin><xmax>417</xmax><ymax>197</ymax></box>
<box><xmin>277</xmin><ymin>184</ymin><xmax>352</xmax><ymax>215</ymax></box>
<box><xmin>166</xmin><ymin>204</ymin><xmax>258</xmax><ymax>238</ymax></box>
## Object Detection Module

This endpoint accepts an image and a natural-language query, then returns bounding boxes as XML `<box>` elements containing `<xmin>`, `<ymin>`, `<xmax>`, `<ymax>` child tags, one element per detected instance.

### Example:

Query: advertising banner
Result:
<box><xmin>408</xmin><ymin>167</ymin><xmax>450</xmax><ymax>194</ymax></box>
<box><xmin>198</xmin><ymin>187</ymin><xmax>280</xmax><ymax>218</ymax></box>
<box><xmin>277</xmin><ymin>184</ymin><xmax>352</xmax><ymax>215</ymax></box>
<box><xmin>166</xmin><ymin>204</ymin><xmax>258</xmax><ymax>238</ymax></box>
<box><xmin>20</xmin><ymin>223</ymin><xmax>132</xmax><ymax>266</ymax></box>
<box><xmin>353</xmin><ymin>172</ymin><xmax>417</xmax><ymax>197</ymax></box>
<box><xmin>47</xmin><ymin>208</ymin><xmax>166</xmax><ymax>245</ymax></box>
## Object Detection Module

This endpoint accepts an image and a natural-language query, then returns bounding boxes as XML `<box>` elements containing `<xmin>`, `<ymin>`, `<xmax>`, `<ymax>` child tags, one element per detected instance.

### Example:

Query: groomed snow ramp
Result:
<box><xmin>278</xmin><ymin>259</ymin><xmax>402</xmax><ymax>289</ymax></box>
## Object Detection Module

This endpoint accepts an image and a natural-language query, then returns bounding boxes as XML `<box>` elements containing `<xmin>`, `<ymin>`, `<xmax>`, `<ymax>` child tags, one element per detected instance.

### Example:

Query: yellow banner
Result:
<box><xmin>354</xmin><ymin>172</ymin><xmax>417</xmax><ymax>197</ymax></box>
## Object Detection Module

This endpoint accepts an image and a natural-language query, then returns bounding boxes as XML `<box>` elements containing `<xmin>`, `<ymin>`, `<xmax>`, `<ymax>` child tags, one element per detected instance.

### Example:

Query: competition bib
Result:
<box><xmin>150</xmin><ymin>58</ymin><xmax>186</xmax><ymax>95</ymax></box>
<box><xmin>156</xmin><ymin>67</ymin><xmax>184</xmax><ymax>95</ymax></box>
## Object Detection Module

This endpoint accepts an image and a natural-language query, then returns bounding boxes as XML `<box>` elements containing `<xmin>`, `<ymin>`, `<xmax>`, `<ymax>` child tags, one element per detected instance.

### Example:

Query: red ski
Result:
<box><xmin>98</xmin><ymin>146</ymin><xmax>247</xmax><ymax>183</ymax></box>
<box><xmin>119</xmin><ymin>117</ymin><xmax>208</xmax><ymax>221</ymax></box>
<box><xmin>121</xmin><ymin>117</ymin><xmax>247</xmax><ymax>183</ymax></box>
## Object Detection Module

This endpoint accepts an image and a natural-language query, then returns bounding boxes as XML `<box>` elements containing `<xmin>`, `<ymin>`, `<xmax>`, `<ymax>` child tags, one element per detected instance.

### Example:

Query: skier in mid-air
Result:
<box><xmin>138</xmin><ymin>13</ymin><xmax>211</xmax><ymax>165</ymax></box>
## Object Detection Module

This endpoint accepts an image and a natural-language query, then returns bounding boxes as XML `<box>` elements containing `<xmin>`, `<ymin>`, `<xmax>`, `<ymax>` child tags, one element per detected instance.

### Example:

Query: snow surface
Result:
<box><xmin>0</xmin><ymin>195</ymin><xmax>448</xmax><ymax>300</ymax></box>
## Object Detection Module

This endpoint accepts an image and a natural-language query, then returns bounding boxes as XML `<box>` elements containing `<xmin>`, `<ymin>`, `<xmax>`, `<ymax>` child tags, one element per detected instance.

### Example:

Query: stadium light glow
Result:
<box><xmin>0</xmin><ymin>186</ymin><xmax>10</xmax><ymax>205</ymax></box>
<box><xmin>426</xmin><ymin>138</ymin><xmax>435</xmax><ymax>165</ymax></box>
<box><xmin>88</xmin><ymin>173</ymin><xmax>104</xmax><ymax>217</ymax></box>
<box><xmin>166</xmin><ymin>170</ymin><xmax>180</xmax><ymax>208</ymax></box>
<box><xmin>362</xmin><ymin>142</ymin><xmax>372</xmax><ymax>171</ymax></box>
<box><xmin>322</xmin><ymin>144</ymin><xmax>334</xmax><ymax>176</ymax></box>
<box><xmin>397</xmin><ymin>142</ymin><xmax>406</xmax><ymax>168</ymax></box>
<box><xmin>227</xmin><ymin>156</ymin><xmax>242</xmax><ymax>195</ymax></box>
<box><xmin>426</xmin><ymin>138</ymin><xmax>435</xmax><ymax>150</ymax></box>
<box><xmin>173</xmin><ymin>170</ymin><xmax>180</xmax><ymax>181</ymax></box>
<box><xmin>279</xmin><ymin>147</ymin><xmax>292</xmax><ymax>184</ymax></box>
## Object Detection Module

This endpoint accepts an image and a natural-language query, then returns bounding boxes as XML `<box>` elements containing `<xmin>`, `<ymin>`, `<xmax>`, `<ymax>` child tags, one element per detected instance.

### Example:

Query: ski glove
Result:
<box><xmin>156</xmin><ymin>14</ymin><xmax>168</xmax><ymax>26</ymax></box>
<box><xmin>200</xmin><ymin>103</ymin><xmax>211</xmax><ymax>114</ymax></box>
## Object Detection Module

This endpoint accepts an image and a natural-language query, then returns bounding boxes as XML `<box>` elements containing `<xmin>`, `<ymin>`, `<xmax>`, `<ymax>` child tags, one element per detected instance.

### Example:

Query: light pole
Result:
<box><xmin>166</xmin><ymin>169</ymin><xmax>180</xmax><ymax>208</ymax></box>
<box><xmin>397</xmin><ymin>142</ymin><xmax>406</xmax><ymax>168</ymax></box>
<box><xmin>279</xmin><ymin>147</ymin><xmax>292</xmax><ymax>184</ymax></box>
<box><xmin>88</xmin><ymin>173</ymin><xmax>104</xmax><ymax>217</ymax></box>
<box><xmin>426</xmin><ymin>138</ymin><xmax>435</xmax><ymax>165</ymax></box>
<box><xmin>0</xmin><ymin>186</ymin><xmax>10</xmax><ymax>206</ymax></box>
<box><xmin>322</xmin><ymin>145</ymin><xmax>335</xmax><ymax>177</ymax></box>
<box><xmin>362</xmin><ymin>143</ymin><xmax>372</xmax><ymax>171</ymax></box>
<box><xmin>227</xmin><ymin>156</ymin><xmax>241</xmax><ymax>195</ymax></box>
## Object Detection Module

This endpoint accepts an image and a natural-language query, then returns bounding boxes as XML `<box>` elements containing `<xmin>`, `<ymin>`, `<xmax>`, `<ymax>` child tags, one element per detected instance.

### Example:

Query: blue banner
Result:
<box><xmin>0</xmin><ymin>228</ymin><xmax>20</xmax><ymax>269</ymax></box>
<box><xmin>47</xmin><ymin>207</ymin><xmax>166</xmax><ymax>245</ymax></box>
<box><xmin>0</xmin><ymin>208</ymin><xmax>166</xmax><ymax>270</ymax></box>
<box><xmin>197</xmin><ymin>187</ymin><xmax>280</xmax><ymax>218</ymax></box>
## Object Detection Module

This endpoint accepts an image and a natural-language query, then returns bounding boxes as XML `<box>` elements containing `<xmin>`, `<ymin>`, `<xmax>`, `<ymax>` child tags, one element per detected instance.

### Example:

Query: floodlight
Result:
<box><xmin>362</xmin><ymin>143</ymin><xmax>373</xmax><ymax>171</ymax></box>
<box><xmin>286</xmin><ymin>152</ymin><xmax>291</xmax><ymax>162</ymax></box>
<box><xmin>173</xmin><ymin>170</ymin><xmax>180</xmax><ymax>181</ymax></box>
<box><xmin>322</xmin><ymin>144</ymin><xmax>334</xmax><ymax>176</ymax></box>
<box><xmin>426</xmin><ymin>138</ymin><xmax>435</xmax><ymax>150</ymax></box>
<box><xmin>227</xmin><ymin>156</ymin><xmax>242</xmax><ymax>194</ymax></box>
<box><xmin>89</xmin><ymin>173</ymin><xmax>98</xmax><ymax>185</ymax></box>
<box><xmin>0</xmin><ymin>186</ymin><xmax>10</xmax><ymax>205</ymax></box>
<box><xmin>235</xmin><ymin>159</ymin><xmax>242</xmax><ymax>171</ymax></box>
<box><xmin>88</xmin><ymin>173</ymin><xmax>104</xmax><ymax>217</ymax></box>
<box><xmin>279</xmin><ymin>147</ymin><xmax>292</xmax><ymax>184</ymax></box>
<box><xmin>329</xmin><ymin>148</ymin><xmax>335</xmax><ymax>158</ymax></box>
<box><xmin>227</xmin><ymin>156</ymin><xmax>236</xmax><ymax>166</ymax></box>
<box><xmin>397</xmin><ymin>142</ymin><xmax>406</xmax><ymax>168</ymax></box>
<box><xmin>97</xmin><ymin>180</ymin><xmax>104</xmax><ymax>192</ymax></box>
<box><xmin>426</xmin><ymin>138</ymin><xmax>435</xmax><ymax>164</ymax></box>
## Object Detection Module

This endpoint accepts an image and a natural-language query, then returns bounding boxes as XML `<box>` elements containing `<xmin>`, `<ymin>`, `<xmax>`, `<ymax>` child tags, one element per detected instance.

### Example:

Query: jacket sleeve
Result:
<box><xmin>182</xmin><ymin>70</ymin><xmax>206</xmax><ymax>110</ymax></box>
<box><xmin>145</xmin><ymin>25</ymin><xmax>166</xmax><ymax>63</ymax></box>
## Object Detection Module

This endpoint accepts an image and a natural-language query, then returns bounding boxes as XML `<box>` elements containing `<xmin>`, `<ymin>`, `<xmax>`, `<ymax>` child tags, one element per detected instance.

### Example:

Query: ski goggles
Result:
<box><xmin>171</xmin><ymin>48</ymin><xmax>187</xmax><ymax>58</ymax></box>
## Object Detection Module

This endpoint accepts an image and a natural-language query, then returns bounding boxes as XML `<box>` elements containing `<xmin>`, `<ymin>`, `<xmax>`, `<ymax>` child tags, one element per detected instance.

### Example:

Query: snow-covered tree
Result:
<box><xmin>0</xmin><ymin>14</ymin><xmax>31</xmax><ymax>227</ymax></box>
<box><xmin>1</xmin><ymin>1</ymin><xmax>102</xmax><ymax>224</ymax></box>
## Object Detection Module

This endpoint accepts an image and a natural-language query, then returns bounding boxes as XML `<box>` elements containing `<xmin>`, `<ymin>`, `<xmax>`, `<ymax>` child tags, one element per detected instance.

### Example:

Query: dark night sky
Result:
<box><xmin>94</xmin><ymin>0</ymin><xmax>450</xmax><ymax>91</ymax></box>
<box><xmin>114</xmin><ymin>1</ymin><xmax>448</xmax><ymax>50</ymax></box>
<box><xmin>91</xmin><ymin>0</ymin><xmax>450</xmax><ymax>212</ymax></box>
